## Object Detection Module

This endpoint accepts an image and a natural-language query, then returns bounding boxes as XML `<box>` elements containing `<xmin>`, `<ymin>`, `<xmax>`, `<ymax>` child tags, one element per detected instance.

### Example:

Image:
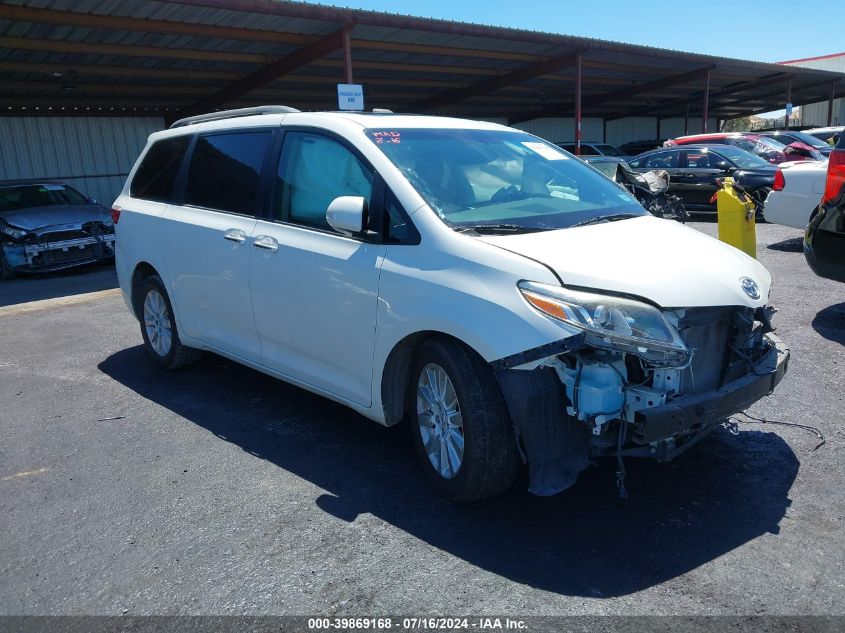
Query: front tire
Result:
<box><xmin>410</xmin><ymin>338</ymin><xmax>519</xmax><ymax>502</ymax></box>
<box><xmin>0</xmin><ymin>247</ymin><xmax>17</xmax><ymax>281</ymax></box>
<box><xmin>137</xmin><ymin>274</ymin><xmax>201</xmax><ymax>369</ymax></box>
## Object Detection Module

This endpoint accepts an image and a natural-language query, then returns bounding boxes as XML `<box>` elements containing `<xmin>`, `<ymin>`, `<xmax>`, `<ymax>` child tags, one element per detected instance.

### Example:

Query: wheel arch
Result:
<box><xmin>130</xmin><ymin>261</ymin><xmax>161</xmax><ymax>320</ymax></box>
<box><xmin>379</xmin><ymin>330</ymin><xmax>489</xmax><ymax>427</ymax></box>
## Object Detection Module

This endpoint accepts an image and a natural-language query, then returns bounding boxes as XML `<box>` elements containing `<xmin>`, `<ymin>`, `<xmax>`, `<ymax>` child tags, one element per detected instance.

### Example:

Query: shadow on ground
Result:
<box><xmin>812</xmin><ymin>302</ymin><xmax>845</xmax><ymax>345</ymax></box>
<box><xmin>0</xmin><ymin>262</ymin><xmax>116</xmax><ymax>307</ymax></box>
<box><xmin>767</xmin><ymin>237</ymin><xmax>804</xmax><ymax>252</ymax></box>
<box><xmin>99</xmin><ymin>346</ymin><xmax>798</xmax><ymax>598</ymax></box>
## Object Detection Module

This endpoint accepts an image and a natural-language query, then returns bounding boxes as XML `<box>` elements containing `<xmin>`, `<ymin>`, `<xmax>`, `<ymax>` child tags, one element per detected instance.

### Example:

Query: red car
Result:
<box><xmin>664</xmin><ymin>132</ymin><xmax>823</xmax><ymax>163</ymax></box>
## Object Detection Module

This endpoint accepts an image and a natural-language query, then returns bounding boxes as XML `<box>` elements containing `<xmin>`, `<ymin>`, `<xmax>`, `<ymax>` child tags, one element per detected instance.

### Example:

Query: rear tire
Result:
<box><xmin>410</xmin><ymin>338</ymin><xmax>519</xmax><ymax>502</ymax></box>
<box><xmin>137</xmin><ymin>274</ymin><xmax>201</xmax><ymax>369</ymax></box>
<box><xmin>753</xmin><ymin>187</ymin><xmax>771</xmax><ymax>222</ymax></box>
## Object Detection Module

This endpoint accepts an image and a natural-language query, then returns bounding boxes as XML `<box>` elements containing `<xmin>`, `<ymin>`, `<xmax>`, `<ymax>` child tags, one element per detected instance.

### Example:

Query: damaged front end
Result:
<box><xmin>0</xmin><ymin>220</ymin><xmax>115</xmax><ymax>274</ymax></box>
<box><xmin>494</xmin><ymin>282</ymin><xmax>789</xmax><ymax>496</ymax></box>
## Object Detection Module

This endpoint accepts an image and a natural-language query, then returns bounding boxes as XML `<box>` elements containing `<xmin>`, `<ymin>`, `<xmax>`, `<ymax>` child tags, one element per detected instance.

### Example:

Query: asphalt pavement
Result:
<box><xmin>0</xmin><ymin>221</ymin><xmax>843</xmax><ymax>618</ymax></box>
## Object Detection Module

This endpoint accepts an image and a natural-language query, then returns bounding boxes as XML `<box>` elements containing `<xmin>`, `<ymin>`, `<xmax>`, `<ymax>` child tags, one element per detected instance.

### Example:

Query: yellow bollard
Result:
<box><xmin>715</xmin><ymin>177</ymin><xmax>756</xmax><ymax>258</ymax></box>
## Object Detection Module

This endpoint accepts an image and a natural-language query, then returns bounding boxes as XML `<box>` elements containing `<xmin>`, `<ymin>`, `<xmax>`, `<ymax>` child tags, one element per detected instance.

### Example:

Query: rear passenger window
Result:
<box><xmin>275</xmin><ymin>132</ymin><xmax>373</xmax><ymax>231</ymax></box>
<box><xmin>184</xmin><ymin>131</ymin><xmax>272</xmax><ymax>215</ymax></box>
<box><xmin>641</xmin><ymin>151</ymin><xmax>677</xmax><ymax>169</ymax></box>
<box><xmin>131</xmin><ymin>136</ymin><xmax>190</xmax><ymax>202</ymax></box>
<box><xmin>684</xmin><ymin>151</ymin><xmax>713</xmax><ymax>168</ymax></box>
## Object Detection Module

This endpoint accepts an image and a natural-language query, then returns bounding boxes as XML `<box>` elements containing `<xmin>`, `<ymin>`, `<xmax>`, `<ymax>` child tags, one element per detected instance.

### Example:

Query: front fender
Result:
<box><xmin>371</xmin><ymin>243</ymin><xmax>578</xmax><ymax>413</ymax></box>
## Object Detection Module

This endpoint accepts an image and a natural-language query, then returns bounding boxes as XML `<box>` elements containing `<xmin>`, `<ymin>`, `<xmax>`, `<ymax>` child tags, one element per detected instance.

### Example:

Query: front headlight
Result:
<box><xmin>0</xmin><ymin>224</ymin><xmax>29</xmax><ymax>240</ymax></box>
<box><xmin>519</xmin><ymin>281</ymin><xmax>689</xmax><ymax>364</ymax></box>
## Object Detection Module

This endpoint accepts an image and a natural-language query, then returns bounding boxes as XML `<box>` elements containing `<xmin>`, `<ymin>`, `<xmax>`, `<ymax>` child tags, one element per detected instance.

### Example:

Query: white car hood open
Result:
<box><xmin>477</xmin><ymin>215</ymin><xmax>771</xmax><ymax>308</ymax></box>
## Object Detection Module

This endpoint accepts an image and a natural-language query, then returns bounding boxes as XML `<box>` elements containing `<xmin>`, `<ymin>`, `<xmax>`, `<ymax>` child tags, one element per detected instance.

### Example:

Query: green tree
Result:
<box><xmin>723</xmin><ymin>116</ymin><xmax>753</xmax><ymax>132</ymax></box>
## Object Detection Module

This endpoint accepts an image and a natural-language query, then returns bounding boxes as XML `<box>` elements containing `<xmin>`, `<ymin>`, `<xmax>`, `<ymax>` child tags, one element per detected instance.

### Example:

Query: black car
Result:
<box><xmin>757</xmin><ymin>130</ymin><xmax>832</xmax><ymax>157</ymax></box>
<box><xmin>556</xmin><ymin>142</ymin><xmax>628</xmax><ymax>157</ymax></box>
<box><xmin>0</xmin><ymin>182</ymin><xmax>115</xmax><ymax>279</ymax></box>
<box><xmin>805</xmin><ymin>138</ymin><xmax>845</xmax><ymax>282</ymax></box>
<box><xmin>627</xmin><ymin>144</ymin><xmax>776</xmax><ymax>213</ymax></box>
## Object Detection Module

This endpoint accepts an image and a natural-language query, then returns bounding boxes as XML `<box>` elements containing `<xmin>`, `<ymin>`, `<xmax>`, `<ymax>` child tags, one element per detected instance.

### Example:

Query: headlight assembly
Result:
<box><xmin>519</xmin><ymin>280</ymin><xmax>689</xmax><ymax>365</ymax></box>
<box><xmin>0</xmin><ymin>223</ymin><xmax>29</xmax><ymax>240</ymax></box>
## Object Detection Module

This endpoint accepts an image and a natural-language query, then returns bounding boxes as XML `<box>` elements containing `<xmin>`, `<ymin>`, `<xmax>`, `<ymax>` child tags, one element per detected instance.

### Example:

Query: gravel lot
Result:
<box><xmin>0</xmin><ymin>221</ymin><xmax>843</xmax><ymax>618</ymax></box>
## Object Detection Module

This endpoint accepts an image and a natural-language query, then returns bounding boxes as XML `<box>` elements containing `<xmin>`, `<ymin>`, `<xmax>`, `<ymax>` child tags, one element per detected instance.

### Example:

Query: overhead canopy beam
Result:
<box><xmin>0</xmin><ymin>4</ymin><xmax>541</xmax><ymax>63</ymax></box>
<box><xmin>604</xmin><ymin>72</ymin><xmax>796</xmax><ymax>120</ymax></box>
<box><xmin>510</xmin><ymin>65</ymin><xmax>715</xmax><ymax>124</ymax></box>
<box><xmin>186</xmin><ymin>26</ymin><xmax>351</xmax><ymax>114</ymax></box>
<box><xmin>403</xmin><ymin>50</ymin><xmax>586</xmax><ymax>112</ymax></box>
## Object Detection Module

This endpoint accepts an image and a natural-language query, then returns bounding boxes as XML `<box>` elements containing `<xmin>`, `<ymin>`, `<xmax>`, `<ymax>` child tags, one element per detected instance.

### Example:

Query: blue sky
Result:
<box><xmin>305</xmin><ymin>0</ymin><xmax>843</xmax><ymax>63</ymax></box>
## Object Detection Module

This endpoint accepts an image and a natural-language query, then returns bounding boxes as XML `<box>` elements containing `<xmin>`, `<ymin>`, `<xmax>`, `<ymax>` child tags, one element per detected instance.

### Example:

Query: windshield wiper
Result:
<box><xmin>455</xmin><ymin>223</ymin><xmax>544</xmax><ymax>235</ymax></box>
<box><xmin>568</xmin><ymin>213</ymin><xmax>640</xmax><ymax>228</ymax></box>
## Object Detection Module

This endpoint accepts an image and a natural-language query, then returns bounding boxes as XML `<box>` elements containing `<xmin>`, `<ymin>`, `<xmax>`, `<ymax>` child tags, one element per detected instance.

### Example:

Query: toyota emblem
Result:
<box><xmin>740</xmin><ymin>277</ymin><xmax>760</xmax><ymax>300</ymax></box>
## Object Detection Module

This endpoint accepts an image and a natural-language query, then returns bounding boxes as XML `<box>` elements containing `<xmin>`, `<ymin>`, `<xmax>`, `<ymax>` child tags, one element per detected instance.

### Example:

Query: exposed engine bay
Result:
<box><xmin>496</xmin><ymin>304</ymin><xmax>788</xmax><ymax>496</ymax></box>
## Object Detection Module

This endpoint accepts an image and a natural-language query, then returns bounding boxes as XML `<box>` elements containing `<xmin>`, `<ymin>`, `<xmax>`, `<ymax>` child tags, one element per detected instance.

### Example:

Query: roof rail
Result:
<box><xmin>169</xmin><ymin>105</ymin><xmax>300</xmax><ymax>129</ymax></box>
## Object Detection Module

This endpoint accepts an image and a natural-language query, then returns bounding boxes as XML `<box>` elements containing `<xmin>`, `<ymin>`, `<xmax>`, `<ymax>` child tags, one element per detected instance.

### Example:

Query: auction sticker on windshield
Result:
<box><xmin>522</xmin><ymin>141</ymin><xmax>568</xmax><ymax>160</ymax></box>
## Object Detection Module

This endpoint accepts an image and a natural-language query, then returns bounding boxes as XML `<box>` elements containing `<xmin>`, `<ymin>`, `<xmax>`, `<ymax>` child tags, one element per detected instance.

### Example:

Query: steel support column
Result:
<box><xmin>702</xmin><ymin>69</ymin><xmax>711</xmax><ymax>133</ymax></box>
<box><xmin>684</xmin><ymin>103</ymin><xmax>689</xmax><ymax>135</ymax></box>
<box><xmin>343</xmin><ymin>27</ymin><xmax>353</xmax><ymax>84</ymax></box>
<box><xmin>784</xmin><ymin>79</ymin><xmax>792</xmax><ymax>129</ymax></box>
<box><xmin>829</xmin><ymin>82</ymin><xmax>836</xmax><ymax>127</ymax></box>
<box><xmin>574</xmin><ymin>52</ymin><xmax>582</xmax><ymax>155</ymax></box>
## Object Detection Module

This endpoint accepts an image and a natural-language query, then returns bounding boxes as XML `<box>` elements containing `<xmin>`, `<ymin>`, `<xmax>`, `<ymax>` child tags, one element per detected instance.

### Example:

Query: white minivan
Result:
<box><xmin>114</xmin><ymin>106</ymin><xmax>788</xmax><ymax>502</ymax></box>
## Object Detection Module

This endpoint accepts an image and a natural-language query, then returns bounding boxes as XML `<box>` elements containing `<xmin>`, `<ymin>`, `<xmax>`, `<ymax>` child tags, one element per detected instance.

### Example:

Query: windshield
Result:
<box><xmin>594</xmin><ymin>144</ymin><xmax>627</xmax><ymax>156</ymax></box>
<box><xmin>781</xmin><ymin>131</ymin><xmax>829</xmax><ymax>149</ymax></box>
<box><xmin>709</xmin><ymin>146</ymin><xmax>772</xmax><ymax>170</ymax></box>
<box><xmin>367</xmin><ymin>128</ymin><xmax>644</xmax><ymax>232</ymax></box>
<box><xmin>0</xmin><ymin>184</ymin><xmax>87</xmax><ymax>212</ymax></box>
<box><xmin>729</xmin><ymin>135</ymin><xmax>786</xmax><ymax>157</ymax></box>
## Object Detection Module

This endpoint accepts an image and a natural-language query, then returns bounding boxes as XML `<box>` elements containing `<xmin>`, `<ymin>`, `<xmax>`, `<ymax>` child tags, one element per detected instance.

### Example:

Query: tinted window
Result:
<box><xmin>275</xmin><ymin>132</ymin><xmax>373</xmax><ymax>231</ymax></box>
<box><xmin>131</xmin><ymin>136</ymin><xmax>190</xmax><ymax>202</ymax></box>
<box><xmin>559</xmin><ymin>144</ymin><xmax>598</xmax><ymax>155</ymax></box>
<box><xmin>640</xmin><ymin>151</ymin><xmax>678</xmax><ymax>169</ymax></box>
<box><xmin>184</xmin><ymin>131</ymin><xmax>272</xmax><ymax>215</ymax></box>
<box><xmin>708</xmin><ymin>145</ymin><xmax>771</xmax><ymax>169</ymax></box>
<box><xmin>683</xmin><ymin>151</ymin><xmax>716</xmax><ymax>168</ymax></box>
<box><xmin>594</xmin><ymin>144</ymin><xmax>626</xmax><ymax>156</ymax></box>
<box><xmin>383</xmin><ymin>190</ymin><xmax>417</xmax><ymax>243</ymax></box>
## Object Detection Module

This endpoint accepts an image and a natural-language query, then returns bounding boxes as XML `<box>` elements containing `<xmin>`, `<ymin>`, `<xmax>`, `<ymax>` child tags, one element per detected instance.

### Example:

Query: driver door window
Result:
<box><xmin>275</xmin><ymin>132</ymin><xmax>374</xmax><ymax>232</ymax></box>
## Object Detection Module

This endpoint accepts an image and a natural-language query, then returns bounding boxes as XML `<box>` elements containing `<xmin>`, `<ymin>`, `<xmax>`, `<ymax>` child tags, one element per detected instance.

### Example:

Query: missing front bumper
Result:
<box><xmin>632</xmin><ymin>334</ymin><xmax>789</xmax><ymax>444</ymax></box>
<box><xmin>495</xmin><ymin>333</ymin><xmax>789</xmax><ymax>496</ymax></box>
<box><xmin>3</xmin><ymin>234</ymin><xmax>115</xmax><ymax>272</ymax></box>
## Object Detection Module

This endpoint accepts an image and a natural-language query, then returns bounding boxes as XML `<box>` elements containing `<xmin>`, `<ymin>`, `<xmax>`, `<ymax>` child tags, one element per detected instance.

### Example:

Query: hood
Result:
<box><xmin>477</xmin><ymin>215</ymin><xmax>771</xmax><ymax>309</ymax></box>
<box><xmin>0</xmin><ymin>204</ymin><xmax>110</xmax><ymax>231</ymax></box>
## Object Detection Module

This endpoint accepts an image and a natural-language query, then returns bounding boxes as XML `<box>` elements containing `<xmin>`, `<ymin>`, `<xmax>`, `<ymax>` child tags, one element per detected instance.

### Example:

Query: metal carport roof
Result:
<box><xmin>1</xmin><ymin>0</ymin><xmax>844</xmax><ymax>125</ymax></box>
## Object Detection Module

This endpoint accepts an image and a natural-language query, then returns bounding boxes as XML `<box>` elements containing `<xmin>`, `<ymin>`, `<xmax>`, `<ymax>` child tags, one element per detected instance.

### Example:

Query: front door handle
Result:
<box><xmin>223</xmin><ymin>228</ymin><xmax>247</xmax><ymax>243</ymax></box>
<box><xmin>253</xmin><ymin>235</ymin><xmax>279</xmax><ymax>253</ymax></box>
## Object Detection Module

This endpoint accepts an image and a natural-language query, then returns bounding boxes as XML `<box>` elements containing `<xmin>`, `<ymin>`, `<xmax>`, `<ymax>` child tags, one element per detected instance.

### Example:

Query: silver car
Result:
<box><xmin>0</xmin><ymin>182</ymin><xmax>115</xmax><ymax>279</ymax></box>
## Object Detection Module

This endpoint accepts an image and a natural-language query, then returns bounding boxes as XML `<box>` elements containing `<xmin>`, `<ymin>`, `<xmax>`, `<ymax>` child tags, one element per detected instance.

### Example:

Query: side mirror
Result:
<box><xmin>326</xmin><ymin>196</ymin><xmax>366</xmax><ymax>234</ymax></box>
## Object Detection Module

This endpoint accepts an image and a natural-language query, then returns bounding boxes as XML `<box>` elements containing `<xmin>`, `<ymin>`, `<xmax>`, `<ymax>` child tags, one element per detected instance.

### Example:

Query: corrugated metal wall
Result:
<box><xmin>659</xmin><ymin>117</ymin><xmax>718</xmax><ymax>139</ymax></box>
<box><xmin>782</xmin><ymin>55</ymin><xmax>845</xmax><ymax>127</ymax></box>
<box><xmin>512</xmin><ymin>118</ymin><xmax>604</xmax><ymax>143</ymax></box>
<box><xmin>0</xmin><ymin>117</ymin><xmax>164</xmax><ymax>205</ymax></box>
<box><xmin>798</xmin><ymin>100</ymin><xmax>844</xmax><ymax>127</ymax></box>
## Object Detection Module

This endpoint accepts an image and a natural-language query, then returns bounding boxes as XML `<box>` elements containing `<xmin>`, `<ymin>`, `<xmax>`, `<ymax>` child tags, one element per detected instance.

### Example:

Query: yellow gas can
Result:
<box><xmin>715</xmin><ymin>177</ymin><xmax>756</xmax><ymax>258</ymax></box>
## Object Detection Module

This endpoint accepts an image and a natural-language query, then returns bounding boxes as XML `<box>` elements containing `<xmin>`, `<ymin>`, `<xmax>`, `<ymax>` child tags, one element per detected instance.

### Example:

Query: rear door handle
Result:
<box><xmin>223</xmin><ymin>228</ymin><xmax>247</xmax><ymax>243</ymax></box>
<box><xmin>253</xmin><ymin>235</ymin><xmax>279</xmax><ymax>253</ymax></box>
